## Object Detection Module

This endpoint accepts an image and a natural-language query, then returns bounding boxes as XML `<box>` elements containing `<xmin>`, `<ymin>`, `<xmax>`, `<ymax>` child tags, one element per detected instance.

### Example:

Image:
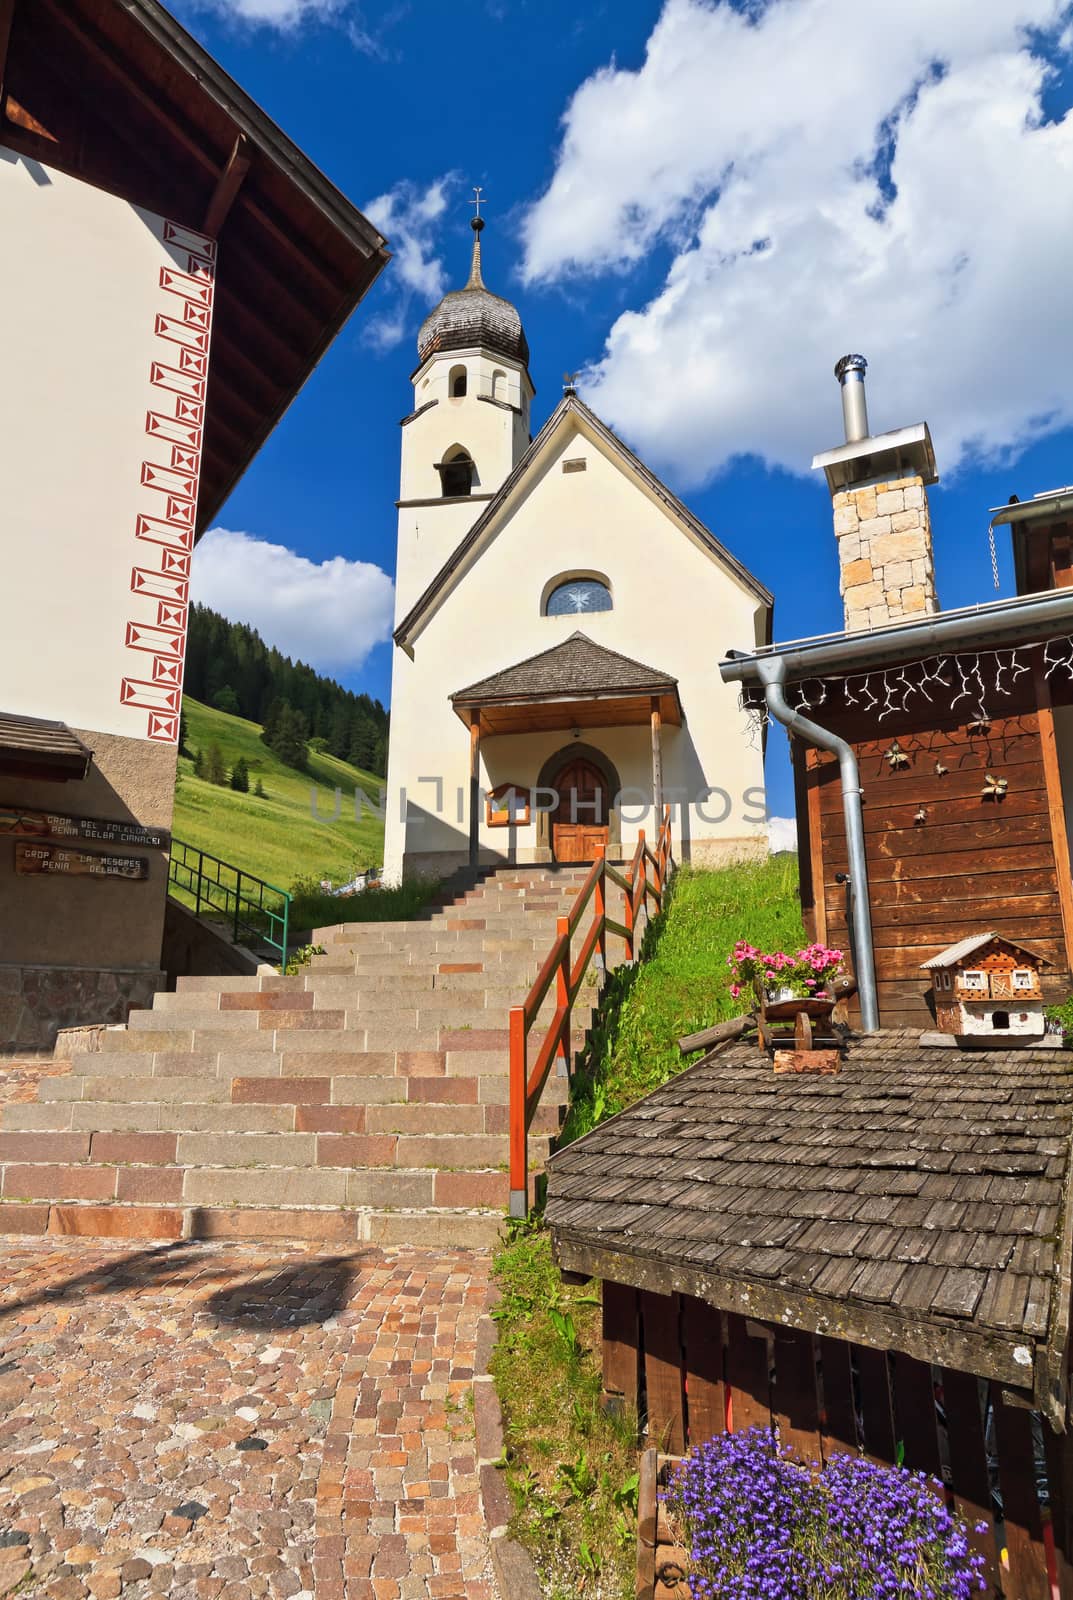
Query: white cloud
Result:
<box><xmin>362</xmin><ymin>176</ymin><xmax>456</xmax><ymax>351</ymax></box>
<box><xmin>768</xmin><ymin>815</ymin><xmax>798</xmax><ymax>854</ymax></box>
<box><xmin>179</xmin><ymin>0</ymin><xmax>389</xmax><ymax>48</ymax></box>
<box><xmin>523</xmin><ymin>0</ymin><xmax>1073</xmax><ymax>486</ymax></box>
<box><xmin>192</xmin><ymin>529</ymin><xmax>394</xmax><ymax>674</ymax></box>
<box><xmin>183</xmin><ymin>0</ymin><xmax>346</xmax><ymax>27</ymax></box>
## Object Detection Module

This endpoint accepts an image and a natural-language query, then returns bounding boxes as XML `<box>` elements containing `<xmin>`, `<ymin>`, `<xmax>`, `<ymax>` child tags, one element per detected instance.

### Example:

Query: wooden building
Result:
<box><xmin>0</xmin><ymin>0</ymin><xmax>389</xmax><ymax>1048</ymax></box>
<box><xmin>785</xmin><ymin>613</ymin><xmax>1073</xmax><ymax>1028</ymax></box>
<box><xmin>720</xmin><ymin>358</ymin><xmax>1073</xmax><ymax>1028</ymax></box>
<box><xmin>546</xmin><ymin>1031</ymin><xmax>1073</xmax><ymax>1598</ymax></box>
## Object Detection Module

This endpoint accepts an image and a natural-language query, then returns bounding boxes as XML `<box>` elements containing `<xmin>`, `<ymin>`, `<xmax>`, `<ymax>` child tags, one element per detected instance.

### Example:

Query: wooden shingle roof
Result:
<box><xmin>451</xmin><ymin>632</ymin><xmax>678</xmax><ymax>706</ymax></box>
<box><xmin>547</xmin><ymin>1030</ymin><xmax>1073</xmax><ymax>1419</ymax></box>
<box><xmin>0</xmin><ymin>713</ymin><xmax>93</xmax><ymax>780</ymax></box>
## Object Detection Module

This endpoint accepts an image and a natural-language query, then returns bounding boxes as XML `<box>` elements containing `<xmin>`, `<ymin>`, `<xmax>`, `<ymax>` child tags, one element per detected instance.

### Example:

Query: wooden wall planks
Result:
<box><xmin>600</xmin><ymin>1284</ymin><xmax>1071</xmax><ymax>1598</ymax></box>
<box><xmin>799</xmin><ymin>692</ymin><xmax>1072</xmax><ymax>1022</ymax></box>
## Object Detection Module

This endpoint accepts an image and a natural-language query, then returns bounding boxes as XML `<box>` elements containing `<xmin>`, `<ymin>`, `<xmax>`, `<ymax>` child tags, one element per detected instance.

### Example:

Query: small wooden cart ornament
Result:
<box><xmin>921</xmin><ymin>933</ymin><xmax>1052</xmax><ymax>1045</ymax></box>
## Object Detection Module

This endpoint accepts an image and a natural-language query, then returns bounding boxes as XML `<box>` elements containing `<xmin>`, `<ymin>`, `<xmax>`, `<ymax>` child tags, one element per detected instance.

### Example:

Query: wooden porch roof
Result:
<box><xmin>450</xmin><ymin>631</ymin><xmax>683</xmax><ymax>736</ymax></box>
<box><xmin>547</xmin><ymin>1029</ymin><xmax>1073</xmax><ymax>1420</ymax></box>
<box><xmin>0</xmin><ymin>712</ymin><xmax>93</xmax><ymax>781</ymax></box>
<box><xmin>1</xmin><ymin>0</ymin><xmax>390</xmax><ymax>533</ymax></box>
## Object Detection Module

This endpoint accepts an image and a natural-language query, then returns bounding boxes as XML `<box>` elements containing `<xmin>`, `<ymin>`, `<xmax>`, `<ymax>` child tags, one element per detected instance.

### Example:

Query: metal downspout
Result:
<box><xmin>756</xmin><ymin>656</ymin><xmax>880</xmax><ymax>1033</ymax></box>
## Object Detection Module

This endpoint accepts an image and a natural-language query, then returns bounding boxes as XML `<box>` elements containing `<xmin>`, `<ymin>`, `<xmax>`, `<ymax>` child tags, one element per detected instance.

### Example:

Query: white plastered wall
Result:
<box><xmin>0</xmin><ymin>148</ymin><xmax>215</xmax><ymax>746</ymax></box>
<box><xmin>384</xmin><ymin>412</ymin><xmax>769</xmax><ymax>880</ymax></box>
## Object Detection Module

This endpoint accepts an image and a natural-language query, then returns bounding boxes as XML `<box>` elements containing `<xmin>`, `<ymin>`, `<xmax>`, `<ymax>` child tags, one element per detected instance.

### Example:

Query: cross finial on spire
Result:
<box><xmin>563</xmin><ymin>371</ymin><xmax>578</xmax><ymax>397</ymax></box>
<box><xmin>465</xmin><ymin>188</ymin><xmax>487</xmax><ymax>288</ymax></box>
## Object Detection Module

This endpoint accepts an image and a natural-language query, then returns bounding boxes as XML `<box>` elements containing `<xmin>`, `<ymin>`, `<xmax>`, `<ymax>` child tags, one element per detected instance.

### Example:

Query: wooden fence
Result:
<box><xmin>604</xmin><ymin>1281</ymin><xmax>1073</xmax><ymax>1600</ymax></box>
<box><xmin>508</xmin><ymin>809</ymin><xmax>673</xmax><ymax>1218</ymax></box>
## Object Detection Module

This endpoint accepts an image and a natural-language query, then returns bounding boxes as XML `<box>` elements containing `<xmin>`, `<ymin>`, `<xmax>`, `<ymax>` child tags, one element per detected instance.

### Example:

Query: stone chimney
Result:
<box><xmin>812</xmin><ymin>355</ymin><xmax>939</xmax><ymax>633</ymax></box>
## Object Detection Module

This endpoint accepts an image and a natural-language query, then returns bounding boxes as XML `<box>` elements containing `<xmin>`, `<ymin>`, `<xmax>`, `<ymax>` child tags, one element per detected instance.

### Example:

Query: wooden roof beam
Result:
<box><xmin>0</xmin><ymin>0</ymin><xmax>16</xmax><ymax>106</ymax></box>
<box><xmin>203</xmin><ymin>132</ymin><xmax>250</xmax><ymax>238</ymax></box>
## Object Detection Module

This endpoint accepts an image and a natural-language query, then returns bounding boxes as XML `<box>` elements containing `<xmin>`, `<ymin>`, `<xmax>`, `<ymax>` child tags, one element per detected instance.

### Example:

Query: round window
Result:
<box><xmin>545</xmin><ymin>578</ymin><xmax>612</xmax><ymax>616</ymax></box>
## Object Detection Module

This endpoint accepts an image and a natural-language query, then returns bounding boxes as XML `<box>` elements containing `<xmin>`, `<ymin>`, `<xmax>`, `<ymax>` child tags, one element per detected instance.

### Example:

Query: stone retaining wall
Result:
<box><xmin>0</xmin><ymin>962</ymin><xmax>162</xmax><ymax>1053</ymax></box>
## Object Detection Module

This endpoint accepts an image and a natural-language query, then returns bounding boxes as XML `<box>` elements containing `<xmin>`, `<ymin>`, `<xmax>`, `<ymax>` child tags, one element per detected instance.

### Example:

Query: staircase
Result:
<box><xmin>0</xmin><ymin>867</ymin><xmax>617</xmax><ymax>1246</ymax></box>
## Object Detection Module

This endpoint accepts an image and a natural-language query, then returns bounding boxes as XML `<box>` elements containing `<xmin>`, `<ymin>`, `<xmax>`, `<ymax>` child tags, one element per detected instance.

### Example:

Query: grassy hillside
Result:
<box><xmin>563</xmin><ymin>854</ymin><xmax>805</xmax><ymax>1141</ymax></box>
<box><xmin>174</xmin><ymin>697</ymin><xmax>385</xmax><ymax>894</ymax></box>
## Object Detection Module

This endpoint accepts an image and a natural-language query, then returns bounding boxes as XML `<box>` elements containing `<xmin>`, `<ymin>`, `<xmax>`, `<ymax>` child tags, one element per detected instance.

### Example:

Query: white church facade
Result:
<box><xmin>383</xmin><ymin>216</ymin><xmax>773</xmax><ymax>882</ymax></box>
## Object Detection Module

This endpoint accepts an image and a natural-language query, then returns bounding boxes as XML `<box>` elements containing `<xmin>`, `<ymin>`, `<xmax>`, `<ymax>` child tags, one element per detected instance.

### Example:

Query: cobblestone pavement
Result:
<box><xmin>0</xmin><ymin>1237</ymin><xmax>496</xmax><ymax>1600</ymax></box>
<box><xmin>0</xmin><ymin>1055</ymin><xmax>70</xmax><ymax>1105</ymax></box>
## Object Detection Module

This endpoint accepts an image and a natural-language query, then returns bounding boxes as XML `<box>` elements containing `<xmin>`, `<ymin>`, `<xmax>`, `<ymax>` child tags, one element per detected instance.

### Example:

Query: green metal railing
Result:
<box><xmin>168</xmin><ymin>837</ymin><xmax>291</xmax><ymax>969</ymax></box>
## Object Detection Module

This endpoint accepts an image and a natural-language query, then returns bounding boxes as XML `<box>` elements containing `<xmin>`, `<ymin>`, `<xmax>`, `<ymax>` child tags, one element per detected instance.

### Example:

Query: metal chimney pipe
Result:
<box><xmin>835</xmin><ymin>353</ymin><xmax>869</xmax><ymax>443</ymax></box>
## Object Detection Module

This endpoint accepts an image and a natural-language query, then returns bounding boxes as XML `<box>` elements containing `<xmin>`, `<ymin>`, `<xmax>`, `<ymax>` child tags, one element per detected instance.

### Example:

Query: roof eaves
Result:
<box><xmin>118</xmin><ymin>0</ymin><xmax>388</xmax><ymax>259</ymax></box>
<box><xmin>720</xmin><ymin>586</ymin><xmax>1073</xmax><ymax>687</ymax></box>
<box><xmin>550</xmin><ymin>1227</ymin><xmax>1044</xmax><ymax>1393</ymax></box>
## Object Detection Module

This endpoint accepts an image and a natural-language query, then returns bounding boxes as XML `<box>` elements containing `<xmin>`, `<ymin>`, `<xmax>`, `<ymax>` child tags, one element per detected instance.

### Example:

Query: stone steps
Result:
<box><xmin>0</xmin><ymin>862</ymin><xmax>608</xmax><ymax>1243</ymax></box>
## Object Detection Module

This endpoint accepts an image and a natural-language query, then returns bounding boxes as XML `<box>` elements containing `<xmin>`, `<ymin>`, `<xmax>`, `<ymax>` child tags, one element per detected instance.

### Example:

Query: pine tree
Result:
<box><xmin>193</xmin><ymin>747</ymin><xmax>205</xmax><ymax>778</ymax></box>
<box><xmin>182</xmin><ymin>604</ymin><xmax>390</xmax><ymax>767</ymax></box>
<box><xmin>230</xmin><ymin>757</ymin><xmax>250</xmax><ymax>793</ymax></box>
<box><xmin>265</xmin><ymin>704</ymin><xmax>308</xmax><ymax>771</ymax></box>
<box><xmin>206</xmin><ymin>742</ymin><xmax>227</xmax><ymax>786</ymax></box>
<box><xmin>212</xmin><ymin>685</ymin><xmax>240</xmax><ymax>716</ymax></box>
<box><xmin>179</xmin><ymin>708</ymin><xmax>189</xmax><ymax>755</ymax></box>
<box><xmin>254</xmin><ymin>777</ymin><xmax>266</xmax><ymax>798</ymax></box>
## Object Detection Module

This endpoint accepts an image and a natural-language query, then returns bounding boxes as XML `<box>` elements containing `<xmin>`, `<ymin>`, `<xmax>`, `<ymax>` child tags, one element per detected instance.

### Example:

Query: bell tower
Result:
<box><xmin>395</xmin><ymin>203</ymin><xmax>534</xmax><ymax>618</ymax></box>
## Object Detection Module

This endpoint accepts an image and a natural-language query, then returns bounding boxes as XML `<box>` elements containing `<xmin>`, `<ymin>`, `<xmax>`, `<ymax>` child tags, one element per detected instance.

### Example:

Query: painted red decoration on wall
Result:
<box><xmin>120</xmin><ymin>220</ymin><xmax>216</xmax><ymax>741</ymax></box>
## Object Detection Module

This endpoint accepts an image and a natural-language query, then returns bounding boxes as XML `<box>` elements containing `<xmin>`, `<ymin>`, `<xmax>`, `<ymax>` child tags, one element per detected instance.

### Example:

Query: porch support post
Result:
<box><xmin>650</xmin><ymin>696</ymin><xmax>664</xmax><ymax>826</ymax></box>
<box><xmin>468</xmin><ymin>714</ymin><xmax>481</xmax><ymax>869</ymax></box>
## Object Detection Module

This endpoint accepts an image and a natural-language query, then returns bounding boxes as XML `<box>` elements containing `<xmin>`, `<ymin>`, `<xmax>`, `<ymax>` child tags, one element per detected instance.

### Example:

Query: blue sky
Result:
<box><xmin>181</xmin><ymin>0</ymin><xmax>1073</xmax><ymax>818</ymax></box>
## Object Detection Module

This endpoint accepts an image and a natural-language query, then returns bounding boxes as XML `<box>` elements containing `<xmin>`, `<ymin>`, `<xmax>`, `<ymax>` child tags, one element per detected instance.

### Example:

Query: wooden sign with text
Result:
<box><xmin>0</xmin><ymin>806</ymin><xmax>167</xmax><ymax>850</ymax></box>
<box><xmin>15</xmin><ymin>842</ymin><xmax>150</xmax><ymax>881</ymax></box>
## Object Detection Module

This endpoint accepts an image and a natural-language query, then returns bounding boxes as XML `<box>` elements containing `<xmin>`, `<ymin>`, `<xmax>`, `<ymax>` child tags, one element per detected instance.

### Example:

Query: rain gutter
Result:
<box><xmin>751</xmin><ymin>655</ymin><xmax>879</xmax><ymax>1033</ymax></box>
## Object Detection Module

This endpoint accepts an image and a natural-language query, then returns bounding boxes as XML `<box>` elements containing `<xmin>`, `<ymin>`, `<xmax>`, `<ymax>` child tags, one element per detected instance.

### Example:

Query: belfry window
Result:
<box><xmin>439</xmin><ymin>447</ymin><xmax>475</xmax><ymax>497</ymax></box>
<box><xmin>449</xmin><ymin>365</ymin><xmax>467</xmax><ymax>398</ymax></box>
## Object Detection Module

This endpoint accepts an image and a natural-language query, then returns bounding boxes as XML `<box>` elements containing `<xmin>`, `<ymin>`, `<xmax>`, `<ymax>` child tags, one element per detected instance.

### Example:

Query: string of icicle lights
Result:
<box><xmin>740</xmin><ymin>636</ymin><xmax>1073</xmax><ymax>734</ymax></box>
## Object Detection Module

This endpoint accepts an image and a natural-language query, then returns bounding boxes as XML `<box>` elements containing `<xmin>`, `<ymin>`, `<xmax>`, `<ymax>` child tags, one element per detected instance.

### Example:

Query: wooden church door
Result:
<box><xmin>551</xmin><ymin>758</ymin><xmax>610</xmax><ymax>863</ymax></box>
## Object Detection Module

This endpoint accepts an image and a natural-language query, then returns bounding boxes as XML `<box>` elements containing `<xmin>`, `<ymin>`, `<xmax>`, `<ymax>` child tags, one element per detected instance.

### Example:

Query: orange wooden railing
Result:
<box><xmin>508</xmin><ymin>806</ymin><xmax>674</xmax><ymax>1218</ymax></box>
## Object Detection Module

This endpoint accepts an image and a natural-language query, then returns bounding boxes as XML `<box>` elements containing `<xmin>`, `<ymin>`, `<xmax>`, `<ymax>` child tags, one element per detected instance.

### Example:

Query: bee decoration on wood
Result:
<box><xmin>914</xmin><ymin>806</ymin><xmax>928</xmax><ymax>825</ymax></box>
<box><xmin>934</xmin><ymin>760</ymin><xmax>948</xmax><ymax>776</ymax></box>
<box><xmin>886</xmin><ymin>740</ymin><xmax>909</xmax><ymax>769</ymax></box>
<box><xmin>981</xmin><ymin>773</ymin><xmax>1008</xmax><ymax>800</ymax></box>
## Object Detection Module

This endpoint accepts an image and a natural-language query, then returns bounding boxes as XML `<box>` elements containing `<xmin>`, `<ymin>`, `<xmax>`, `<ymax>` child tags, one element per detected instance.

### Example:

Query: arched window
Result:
<box><xmin>439</xmin><ymin>446</ymin><xmax>474</xmax><ymax>498</ymax></box>
<box><xmin>491</xmin><ymin>369</ymin><xmax>506</xmax><ymax>401</ymax></box>
<box><xmin>543</xmin><ymin>575</ymin><xmax>613</xmax><ymax>617</ymax></box>
<box><xmin>449</xmin><ymin>364</ymin><xmax>467</xmax><ymax>398</ymax></box>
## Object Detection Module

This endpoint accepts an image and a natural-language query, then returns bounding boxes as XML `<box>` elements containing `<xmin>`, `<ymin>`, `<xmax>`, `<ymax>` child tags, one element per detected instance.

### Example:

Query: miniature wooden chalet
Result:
<box><xmin>923</xmin><ymin>933</ymin><xmax>1050</xmax><ymax>1039</ymax></box>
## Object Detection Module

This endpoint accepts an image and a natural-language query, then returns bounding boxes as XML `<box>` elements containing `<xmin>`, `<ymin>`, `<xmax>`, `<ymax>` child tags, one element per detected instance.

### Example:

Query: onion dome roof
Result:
<box><xmin>417</xmin><ymin>218</ymin><xmax>529</xmax><ymax>367</ymax></box>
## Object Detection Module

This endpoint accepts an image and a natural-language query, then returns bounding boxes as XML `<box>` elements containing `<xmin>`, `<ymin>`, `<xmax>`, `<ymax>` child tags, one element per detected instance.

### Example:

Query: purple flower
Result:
<box><xmin>667</xmin><ymin>1427</ymin><xmax>987</xmax><ymax>1599</ymax></box>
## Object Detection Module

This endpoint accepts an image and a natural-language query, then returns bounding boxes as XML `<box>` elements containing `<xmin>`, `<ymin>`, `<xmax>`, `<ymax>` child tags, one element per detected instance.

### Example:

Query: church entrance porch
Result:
<box><xmin>450</xmin><ymin>633</ymin><xmax>683</xmax><ymax>869</ymax></box>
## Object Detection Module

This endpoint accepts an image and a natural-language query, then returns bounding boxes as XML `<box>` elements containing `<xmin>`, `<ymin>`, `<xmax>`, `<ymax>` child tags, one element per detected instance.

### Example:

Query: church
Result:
<box><xmin>384</xmin><ymin>213</ymin><xmax>773</xmax><ymax>881</ymax></box>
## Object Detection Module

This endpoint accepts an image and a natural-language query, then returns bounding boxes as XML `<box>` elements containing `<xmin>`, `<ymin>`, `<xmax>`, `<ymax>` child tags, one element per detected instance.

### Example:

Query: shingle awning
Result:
<box><xmin>547</xmin><ymin>1029</ymin><xmax>1073</xmax><ymax>1425</ymax></box>
<box><xmin>0</xmin><ymin>713</ymin><xmax>93</xmax><ymax>782</ymax></box>
<box><xmin>450</xmin><ymin>631</ymin><xmax>683</xmax><ymax>736</ymax></box>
